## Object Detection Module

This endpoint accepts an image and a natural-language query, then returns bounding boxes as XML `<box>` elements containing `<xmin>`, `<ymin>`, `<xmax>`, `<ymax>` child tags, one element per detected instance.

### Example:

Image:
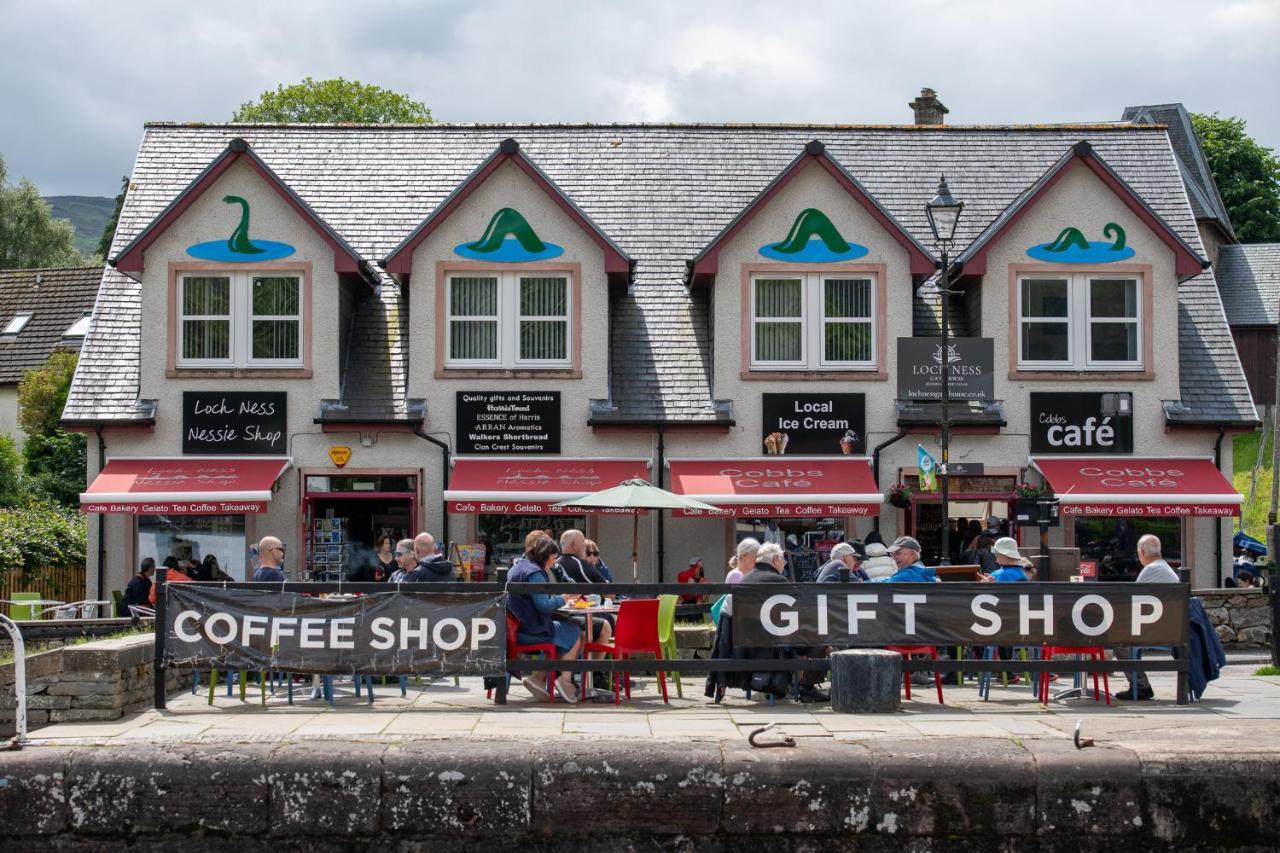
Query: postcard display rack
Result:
<box><xmin>309</xmin><ymin>513</ymin><xmax>350</xmax><ymax>581</ymax></box>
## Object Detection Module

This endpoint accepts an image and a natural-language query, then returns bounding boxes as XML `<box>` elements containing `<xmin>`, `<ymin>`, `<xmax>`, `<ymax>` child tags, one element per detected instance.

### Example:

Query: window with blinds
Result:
<box><xmin>446</xmin><ymin>272</ymin><xmax>571</xmax><ymax>368</ymax></box>
<box><xmin>1017</xmin><ymin>273</ymin><xmax>1141</xmax><ymax>370</ymax></box>
<box><xmin>177</xmin><ymin>272</ymin><xmax>302</xmax><ymax>368</ymax></box>
<box><xmin>750</xmin><ymin>272</ymin><xmax>875</xmax><ymax>370</ymax></box>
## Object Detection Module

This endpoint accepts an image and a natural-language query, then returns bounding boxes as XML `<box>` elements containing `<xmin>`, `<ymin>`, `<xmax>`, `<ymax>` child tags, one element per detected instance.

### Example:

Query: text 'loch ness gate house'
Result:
<box><xmin>62</xmin><ymin>99</ymin><xmax>1255</xmax><ymax>597</ymax></box>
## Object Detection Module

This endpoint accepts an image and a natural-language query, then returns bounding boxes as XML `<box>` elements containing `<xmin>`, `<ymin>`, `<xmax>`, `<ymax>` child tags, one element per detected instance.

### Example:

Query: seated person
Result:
<box><xmin>507</xmin><ymin>535</ymin><xmax>583</xmax><ymax>704</ymax></box>
<box><xmin>978</xmin><ymin>538</ymin><xmax>1035</xmax><ymax>582</ymax></box>
<box><xmin>148</xmin><ymin>556</ymin><xmax>195</xmax><ymax>605</ymax></box>
<box><xmin>743</xmin><ymin>543</ymin><xmax>828</xmax><ymax>703</ymax></box>
<box><xmin>873</xmin><ymin>537</ymin><xmax>938</xmax><ymax>583</ymax></box>
<box><xmin>816</xmin><ymin>542</ymin><xmax>868</xmax><ymax>583</ymax></box>
<box><xmin>582</xmin><ymin>538</ymin><xmax>614</xmax><ymax>582</ymax></box>
<box><xmin>677</xmin><ymin>557</ymin><xmax>708</xmax><ymax>603</ymax></box>
<box><xmin>1236</xmin><ymin>570</ymin><xmax>1257</xmax><ymax>589</ymax></box>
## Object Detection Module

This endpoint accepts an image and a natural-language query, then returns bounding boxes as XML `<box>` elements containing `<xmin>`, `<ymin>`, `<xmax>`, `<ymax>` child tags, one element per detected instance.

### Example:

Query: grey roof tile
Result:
<box><xmin>1216</xmin><ymin>244</ymin><xmax>1280</xmax><ymax>327</ymax></box>
<box><xmin>0</xmin><ymin>266</ymin><xmax>101</xmax><ymax>386</ymax></box>
<box><xmin>64</xmin><ymin>122</ymin><xmax>1256</xmax><ymax>426</ymax></box>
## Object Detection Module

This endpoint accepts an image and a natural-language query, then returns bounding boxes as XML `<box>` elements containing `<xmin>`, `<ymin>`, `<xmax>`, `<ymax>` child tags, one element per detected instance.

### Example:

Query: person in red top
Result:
<box><xmin>148</xmin><ymin>556</ymin><xmax>195</xmax><ymax>605</ymax></box>
<box><xmin>677</xmin><ymin>558</ymin><xmax>707</xmax><ymax>604</ymax></box>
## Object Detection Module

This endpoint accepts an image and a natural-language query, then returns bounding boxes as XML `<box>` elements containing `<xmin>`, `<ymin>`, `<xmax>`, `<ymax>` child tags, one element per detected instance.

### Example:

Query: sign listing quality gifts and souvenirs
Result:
<box><xmin>182</xmin><ymin>392</ymin><xmax>287</xmax><ymax>455</ymax></box>
<box><xmin>457</xmin><ymin>391</ymin><xmax>561</xmax><ymax>455</ymax></box>
<box><xmin>761</xmin><ymin>393</ymin><xmax>866</xmax><ymax>455</ymax></box>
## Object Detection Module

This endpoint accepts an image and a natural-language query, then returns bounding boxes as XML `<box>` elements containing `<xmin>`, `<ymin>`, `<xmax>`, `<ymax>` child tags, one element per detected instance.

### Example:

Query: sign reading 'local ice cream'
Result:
<box><xmin>761</xmin><ymin>393</ymin><xmax>865</xmax><ymax>455</ymax></box>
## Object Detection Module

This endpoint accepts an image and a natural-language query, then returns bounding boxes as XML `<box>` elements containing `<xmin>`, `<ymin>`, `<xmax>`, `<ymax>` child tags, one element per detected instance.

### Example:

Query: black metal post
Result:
<box><xmin>1177</xmin><ymin>566</ymin><xmax>1191</xmax><ymax>705</ymax></box>
<box><xmin>939</xmin><ymin>249</ymin><xmax>951</xmax><ymax>565</ymax></box>
<box><xmin>1271</xmin><ymin>580</ymin><xmax>1280</xmax><ymax>669</ymax></box>
<box><xmin>153</xmin><ymin>568</ymin><xmax>167</xmax><ymax>711</ymax></box>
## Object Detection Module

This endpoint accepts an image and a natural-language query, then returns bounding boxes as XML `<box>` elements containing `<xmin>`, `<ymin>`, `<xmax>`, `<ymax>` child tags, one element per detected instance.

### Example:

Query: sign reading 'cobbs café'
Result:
<box><xmin>896</xmin><ymin>337</ymin><xmax>995</xmax><ymax>401</ymax></box>
<box><xmin>456</xmin><ymin>391</ymin><xmax>560</xmax><ymax>454</ymax></box>
<box><xmin>1030</xmin><ymin>392</ymin><xmax>1134</xmax><ymax>454</ymax></box>
<box><xmin>182</xmin><ymin>392</ymin><xmax>287</xmax><ymax>455</ymax></box>
<box><xmin>761</xmin><ymin>394</ymin><xmax>865</xmax><ymax>455</ymax></box>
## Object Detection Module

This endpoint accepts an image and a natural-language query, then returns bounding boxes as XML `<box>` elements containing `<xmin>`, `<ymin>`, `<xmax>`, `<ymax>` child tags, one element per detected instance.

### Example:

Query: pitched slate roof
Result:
<box><xmin>1123</xmin><ymin>103</ymin><xmax>1236</xmax><ymax>241</ymax></box>
<box><xmin>1216</xmin><ymin>243</ymin><xmax>1280</xmax><ymax>326</ymax></box>
<box><xmin>0</xmin><ymin>266</ymin><xmax>101</xmax><ymax>385</ymax></box>
<box><xmin>64</xmin><ymin>121</ymin><xmax>1257</xmax><ymax>426</ymax></box>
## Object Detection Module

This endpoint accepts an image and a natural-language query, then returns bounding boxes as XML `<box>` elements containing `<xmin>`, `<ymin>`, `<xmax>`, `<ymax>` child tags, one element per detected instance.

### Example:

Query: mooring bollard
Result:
<box><xmin>829</xmin><ymin>648</ymin><xmax>901</xmax><ymax>713</ymax></box>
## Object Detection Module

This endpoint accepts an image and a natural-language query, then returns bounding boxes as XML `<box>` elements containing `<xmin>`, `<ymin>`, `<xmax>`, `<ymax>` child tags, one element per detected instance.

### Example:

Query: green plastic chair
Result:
<box><xmin>111</xmin><ymin>590</ymin><xmax>124</xmax><ymax>616</ymax></box>
<box><xmin>657</xmin><ymin>594</ymin><xmax>683</xmax><ymax>698</ymax></box>
<box><xmin>8</xmin><ymin>592</ymin><xmax>41</xmax><ymax>621</ymax></box>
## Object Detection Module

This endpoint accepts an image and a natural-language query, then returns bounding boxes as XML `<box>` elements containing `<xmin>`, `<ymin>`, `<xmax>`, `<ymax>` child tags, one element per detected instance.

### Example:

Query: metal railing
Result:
<box><xmin>0</xmin><ymin>612</ymin><xmax>29</xmax><ymax>748</ymax></box>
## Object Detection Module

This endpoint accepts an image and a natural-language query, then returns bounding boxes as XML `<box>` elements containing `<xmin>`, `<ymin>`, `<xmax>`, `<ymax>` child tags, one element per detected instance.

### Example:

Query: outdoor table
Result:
<box><xmin>556</xmin><ymin>601</ymin><xmax>620</xmax><ymax>700</ymax></box>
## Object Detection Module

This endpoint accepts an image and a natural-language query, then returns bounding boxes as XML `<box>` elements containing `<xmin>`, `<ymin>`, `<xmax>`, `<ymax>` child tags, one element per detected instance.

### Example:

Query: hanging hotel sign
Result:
<box><xmin>1030</xmin><ymin>393</ymin><xmax>1134</xmax><ymax>454</ymax></box>
<box><xmin>163</xmin><ymin>585</ymin><xmax>506</xmax><ymax>676</ymax></box>
<box><xmin>896</xmin><ymin>337</ymin><xmax>994</xmax><ymax>400</ymax></box>
<box><xmin>182</xmin><ymin>392</ymin><xmax>287</xmax><ymax>455</ymax></box>
<box><xmin>761</xmin><ymin>393</ymin><xmax>865</xmax><ymax>455</ymax></box>
<box><xmin>732</xmin><ymin>583</ymin><xmax>1189</xmax><ymax>647</ymax></box>
<box><xmin>456</xmin><ymin>391</ymin><xmax>561</xmax><ymax>455</ymax></box>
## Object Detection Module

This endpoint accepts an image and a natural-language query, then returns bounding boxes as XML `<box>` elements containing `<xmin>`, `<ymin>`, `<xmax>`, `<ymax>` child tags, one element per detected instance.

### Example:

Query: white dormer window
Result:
<box><xmin>177</xmin><ymin>272</ymin><xmax>302</xmax><ymax>368</ymax></box>
<box><xmin>445</xmin><ymin>271</ymin><xmax>572</xmax><ymax>369</ymax></box>
<box><xmin>64</xmin><ymin>313</ymin><xmax>92</xmax><ymax>338</ymax></box>
<box><xmin>2</xmin><ymin>313</ymin><xmax>32</xmax><ymax>336</ymax></box>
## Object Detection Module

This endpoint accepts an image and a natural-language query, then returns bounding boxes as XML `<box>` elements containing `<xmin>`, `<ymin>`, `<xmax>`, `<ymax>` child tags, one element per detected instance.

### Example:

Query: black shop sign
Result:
<box><xmin>762</xmin><ymin>393</ymin><xmax>866</xmax><ymax>455</ymax></box>
<box><xmin>182</xmin><ymin>392</ymin><xmax>286</xmax><ymax>455</ymax></box>
<box><xmin>897</xmin><ymin>337</ymin><xmax>994</xmax><ymax>401</ymax></box>
<box><xmin>457</xmin><ymin>391</ymin><xmax>560</xmax><ymax>455</ymax></box>
<box><xmin>1030</xmin><ymin>393</ymin><xmax>1134</xmax><ymax>454</ymax></box>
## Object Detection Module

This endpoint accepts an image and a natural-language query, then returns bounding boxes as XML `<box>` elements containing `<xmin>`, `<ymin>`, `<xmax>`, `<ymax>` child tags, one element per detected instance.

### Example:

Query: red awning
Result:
<box><xmin>1031</xmin><ymin>456</ymin><xmax>1241</xmax><ymax>517</ymax></box>
<box><xmin>80</xmin><ymin>457</ymin><xmax>291</xmax><ymax>514</ymax></box>
<box><xmin>667</xmin><ymin>457</ymin><xmax>882</xmax><ymax>517</ymax></box>
<box><xmin>444</xmin><ymin>458</ymin><xmax>651</xmax><ymax>514</ymax></box>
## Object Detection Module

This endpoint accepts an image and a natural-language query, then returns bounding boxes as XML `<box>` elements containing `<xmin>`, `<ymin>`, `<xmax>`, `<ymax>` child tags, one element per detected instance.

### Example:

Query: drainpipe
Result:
<box><xmin>95</xmin><ymin>426</ymin><xmax>107</xmax><ymax>601</ymax></box>
<box><xmin>1214</xmin><ymin>426</ymin><xmax>1226</xmax><ymax>587</ymax></box>
<box><xmin>413</xmin><ymin>427</ymin><xmax>450</xmax><ymax>546</ymax></box>
<box><xmin>871</xmin><ymin>429</ymin><xmax>909</xmax><ymax>533</ymax></box>
<box><xmin>655</xmin><ymin>423</ymin><xmax>666</xmax><ymax>582</ymax></box>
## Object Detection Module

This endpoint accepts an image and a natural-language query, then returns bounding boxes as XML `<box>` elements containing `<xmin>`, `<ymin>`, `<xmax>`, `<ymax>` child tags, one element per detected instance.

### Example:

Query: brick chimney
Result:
<box><xmin>909</xmin><ymin>88</ymin><xmax>948</xmax><ymax>125</ymax></box>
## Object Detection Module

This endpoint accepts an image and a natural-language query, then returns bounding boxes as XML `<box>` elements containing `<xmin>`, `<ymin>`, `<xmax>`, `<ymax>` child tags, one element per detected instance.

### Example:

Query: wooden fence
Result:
<box><xmin>0</xmin><ymin>565</ymin><xmax>87</xmax><ymax>605</ymax></box>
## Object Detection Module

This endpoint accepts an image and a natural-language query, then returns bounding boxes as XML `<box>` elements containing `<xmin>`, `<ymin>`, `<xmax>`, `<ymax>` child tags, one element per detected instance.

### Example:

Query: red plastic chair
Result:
<box><xmin>599</xmin><ymin>599</ymin><xmax>669</xmax><ymax>705</ymax></box>
<box><xmin>1038</xmin><ymin>646</ymin><xmax>1110</xmax><ymax>705</ymax></box>
<box><xmin>489</xmin><ymin>613</ymin><xmax>558</xmax><ymax>704</ymax></box>
<box><xmin>887</xmin><ymin>645</ymin><xmax>944</xmax><ymax>704</ymax></box>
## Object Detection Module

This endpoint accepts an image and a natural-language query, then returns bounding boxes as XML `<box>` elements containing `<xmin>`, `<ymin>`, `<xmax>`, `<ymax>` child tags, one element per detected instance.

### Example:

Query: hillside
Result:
<box><xmin>43</xmin><ymin>195</ymin><xmax>114</xmax><ymax>257</ymax></box>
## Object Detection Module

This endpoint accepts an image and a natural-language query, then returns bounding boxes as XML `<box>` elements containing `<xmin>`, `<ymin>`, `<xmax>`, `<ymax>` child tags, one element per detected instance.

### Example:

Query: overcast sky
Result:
<box><xmin>2</xmin><ymin>0</ymin><xmax>1277</xmax><ymax>196</ymax></box>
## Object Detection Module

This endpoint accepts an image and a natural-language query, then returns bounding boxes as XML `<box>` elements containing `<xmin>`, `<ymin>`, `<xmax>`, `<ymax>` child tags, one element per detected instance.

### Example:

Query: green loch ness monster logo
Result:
<box><xmin>1026</xmin><ymin>222</ymin><xmax>1133</xmax><ymax>263</ymax></box>
<box><xmin>759</xmin><ymin>208</ymin><xmax>869</xmax><ymax>262</ymax></box>
<box><xmin>454</xmin><ymin>208</ymin><xmax>564</xmax><ymax>262</ymax></box>
<box><xmin>186</xmin><ymin>196</ymin><xmax>296</xmax><ymax>262</ymax></box>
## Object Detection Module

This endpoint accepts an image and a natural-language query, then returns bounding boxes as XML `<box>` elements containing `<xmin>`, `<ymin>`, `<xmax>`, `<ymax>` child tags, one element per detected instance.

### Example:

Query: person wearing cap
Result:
<box><xmin>875</xmin><ymin>536</ymin><xmax>938</xmax><ymax>583</ymax></box>
<box><xmin>862</xmin><ymin>541</ymin><xmax>896</xmax><ymax>579</ymax></box>
<box><xmin>979</xmin><ymin>538</ymin><xmax>1036</xmax><ymax>583</ymax></box>
<box><xmin>816</xmin><ymin>542</ymin><xmax>868</xmax><ymax>583</ymax></box>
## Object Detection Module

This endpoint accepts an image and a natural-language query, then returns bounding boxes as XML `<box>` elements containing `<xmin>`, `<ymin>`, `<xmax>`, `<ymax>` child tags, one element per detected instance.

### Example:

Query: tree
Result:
<box><xmin>96</xmin><ymin>175</ymin><xmax>129</xmax><ymax>259</ymax></box>
<box><xmin>0</xmin><ymin>156</ymin><xmax>83</xmax><ymax>270</ymax></box>
<box><xmin>17</xmin><ymin>351</ymin><xmax>86</xmax><ymax>508</ymax></box>
<box><xmin>233</xmin><ymin>77</ymin><xmax>432</xmax><ymax>124</ymax></box>
<box><xmin>0</xmin><ymin>434</ymin><xmax>20</xmax><ymax>507</ymax></box>
<box><xmin>1191</xmin><ymin>112</ymin><xmax>1280</xmax><ymax>243</ymax></box>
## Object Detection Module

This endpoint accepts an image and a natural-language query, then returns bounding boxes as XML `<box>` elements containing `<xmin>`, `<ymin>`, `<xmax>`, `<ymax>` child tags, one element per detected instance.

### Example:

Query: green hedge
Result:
<box><xmin>0</xmin><ymin>501</ymin><xmax>86</xmax><ymax>574</ymax></box>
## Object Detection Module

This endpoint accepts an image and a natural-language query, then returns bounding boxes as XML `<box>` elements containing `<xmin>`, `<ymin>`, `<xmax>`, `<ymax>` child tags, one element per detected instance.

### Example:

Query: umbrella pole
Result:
<box><xmin>632</xmin><ymin>513</ymin><xmax>639</xmax><ymax>582</ymax></box>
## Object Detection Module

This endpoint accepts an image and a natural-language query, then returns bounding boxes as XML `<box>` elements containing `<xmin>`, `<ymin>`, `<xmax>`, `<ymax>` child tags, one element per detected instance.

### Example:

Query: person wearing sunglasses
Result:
<box><xmin>582</xmin><ymin>538</ymin><xmax>613</xmax><ymax>583</ymax></box>
<box><xmin>253</xmin><ymin>536</ymin><xmax>288</xmax><ymax>582</ymax></box>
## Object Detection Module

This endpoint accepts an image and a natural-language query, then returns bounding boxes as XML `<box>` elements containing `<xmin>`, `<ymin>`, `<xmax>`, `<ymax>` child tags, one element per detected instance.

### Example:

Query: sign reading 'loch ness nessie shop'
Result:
<box><xmin>456</xmin><ymin>391</ymin><xmax>561</xmax><ymax>455</ymax></box>
<box><xmin>182</xmin><ymin>392</ymin><xmax>287</xmax><ymax>455</ymax></box>
<box><xmin>1030</xmin><ymin>392</ymin><xmax>1134</xmax><ymax>454</ymax></box>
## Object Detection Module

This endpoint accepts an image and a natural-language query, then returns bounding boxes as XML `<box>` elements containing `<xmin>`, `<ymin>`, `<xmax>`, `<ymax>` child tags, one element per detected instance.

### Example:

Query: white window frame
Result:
<box><xmin>749</xmin><ymin>272</ymin><xmax>877</xmax><ymax>371</ymax></box>
<box><xmin>63</xmin><ymin>312</ymin><xmax>92</xmax><ymax>338</ymax></box>
<box><xmin>2</xmin><ymin>313</ymin><xmax>32</xmax><ymax>336</ymax></box>
<box><xmin>176</xmin><ymin>272</ymin><xmax>303</xmax><ymax>369</ymax></box>
<box><xmin>1016</xmin><ymin>272</ymin><xmax>1141</xmax><ymax>371</ymax></box>
<box><xmin>444</xmin><ymin>271</ymin><xmax>573</xmax><ymax>369</ymax></box>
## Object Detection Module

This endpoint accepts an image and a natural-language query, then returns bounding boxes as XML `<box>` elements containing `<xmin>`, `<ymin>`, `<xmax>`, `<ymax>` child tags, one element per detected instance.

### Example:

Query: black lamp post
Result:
<box><xmin>925</xmin><ymin>176</ymin><xmax>964</xmax><ymax>566</ymax></box>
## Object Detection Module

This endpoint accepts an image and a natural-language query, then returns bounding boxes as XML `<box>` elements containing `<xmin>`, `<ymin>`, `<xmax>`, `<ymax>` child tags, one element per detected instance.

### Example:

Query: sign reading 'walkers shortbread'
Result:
<box><xmin>182</xmin><ymin>392</ymin><xmax>287</xmax><ymax>455</ymax></box>
<box><xmin>456</xmin><ymin>391</ymin><xmax>560</xmax><ymax>455</ymax></box>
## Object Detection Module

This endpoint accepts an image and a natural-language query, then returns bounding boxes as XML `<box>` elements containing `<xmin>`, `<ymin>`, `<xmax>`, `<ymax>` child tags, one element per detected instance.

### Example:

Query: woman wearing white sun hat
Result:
<box><xmin>978</xmin><ymin>537</ymin><xmax>1036</xmax><ymax>583</ymax></box>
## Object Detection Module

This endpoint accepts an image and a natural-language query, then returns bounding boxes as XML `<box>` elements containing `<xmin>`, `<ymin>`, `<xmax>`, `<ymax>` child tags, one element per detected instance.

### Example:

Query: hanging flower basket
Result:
<box><xmin>886</xmin><ymin>483</ymin><xmax>913</xmax><ymax>509</ymax></box>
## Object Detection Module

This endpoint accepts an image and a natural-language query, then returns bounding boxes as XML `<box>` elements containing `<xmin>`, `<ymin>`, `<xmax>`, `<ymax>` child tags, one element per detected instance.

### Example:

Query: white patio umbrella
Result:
<box><xmin>555</xmin><ymin>478</ymin><xmax>723</xmax><ymax>581</ymax></box>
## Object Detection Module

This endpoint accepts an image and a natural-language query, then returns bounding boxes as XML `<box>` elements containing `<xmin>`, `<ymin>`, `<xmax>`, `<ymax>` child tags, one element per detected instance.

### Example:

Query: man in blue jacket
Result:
<box><xmin>876</xmin><ymin>536</ymin><xmax>938</xmax><ymax>583</ymax></box>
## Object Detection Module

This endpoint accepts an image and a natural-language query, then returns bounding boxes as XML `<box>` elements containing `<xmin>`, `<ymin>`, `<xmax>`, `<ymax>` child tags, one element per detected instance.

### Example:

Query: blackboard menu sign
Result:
<box><xmin>896</xmin><ymin>337</ymin><xmax>995</xmax><ymax>401</ymax></box>
<box><xmin>457</xmin><ymin>391</ymin><xmax>561</xmax><ymax>455</ymax></box>
<box><xmin>1030</xmin><ymin>392</ymin><xmax>1134</xmax><ymax>454</ymax></box>
<box><xmin>761</xmin><ymin>393</ymin><xmax>866</xmax><ymax>455</ymax></box>
<box><xmin>182</xmin><ymin>392</ymin><xmax>287</xmax><ymax>455</ymax></box>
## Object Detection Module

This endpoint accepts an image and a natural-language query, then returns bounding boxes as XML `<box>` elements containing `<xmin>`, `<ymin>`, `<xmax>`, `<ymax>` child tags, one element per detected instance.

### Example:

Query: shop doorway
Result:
<box><xmin>735</xmin><ymin>517</ymin><xmax>847</xmax><ymax>582</ymax></box>
<box><xmin>904</xmin><ymin>475</ymin><xmax>1015</xmax><ymax>566</ymax></box>
<box><xmin>1074</xmin><ymin>516</ymin><xmax>1182</xmax><ymax>581</ymax></box>
<box><xmin>303</xmin><ymin>473</ymin><xmax>418</xmax><ymax>580</ymax></box>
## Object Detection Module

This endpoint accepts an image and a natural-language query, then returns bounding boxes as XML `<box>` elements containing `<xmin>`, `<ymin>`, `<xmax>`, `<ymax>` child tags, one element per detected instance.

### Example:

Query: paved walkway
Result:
<box><xmin>24</xmin><ymin>654</ymin><xmax>1280</xmax><ymax>752</ymax></box>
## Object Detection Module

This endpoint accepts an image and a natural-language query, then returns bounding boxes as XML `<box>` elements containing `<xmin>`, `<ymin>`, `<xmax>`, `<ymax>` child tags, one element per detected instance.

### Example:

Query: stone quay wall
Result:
<box><xmin>1196</xmin><ymin>588</ymin><xmax>1272</xmax><ymax>646</ymax></box>
<box><xmin>2</xmin><ymin>739</ymin><xmax>1278</xmax><ymax>851</ymax></box>
<box><xmin>1</xmin><ymin>633</ymin><xmax>178</xmax><ymax>736</ymax></box>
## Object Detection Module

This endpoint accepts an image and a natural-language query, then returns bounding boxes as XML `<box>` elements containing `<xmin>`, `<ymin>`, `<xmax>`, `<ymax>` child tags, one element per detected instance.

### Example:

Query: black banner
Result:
<box><xmin>182</xmin><ymin>391</ymin><xmax>287</xmax><ymax>455</ymax></box>
<box><xmin>1030</xmin><ymin>392</ymin><xmax>1134</xmax><ymax>454</ymax></box>
<box><xmin>731</xmin><ymin>583</ymin><xmax>1188</xmax><ymax>647</ymax></box>
<box><xmin>896</xmin><ymin>337</ymin><xmax>994</xmax><ymax>401</ymax></box>
<box><xmin>456</xmin><ymin>391</ymin><xmax>561</xmax><ymax>454</ymax></box>
<box><xmin>164</xmin><ymin>586</ymin><xmax>506</xmax><ymax>675</ymax></box>
<box><xmin>761</xmin><ymin>393</ymin><xmax>865</xmax><ymax>455</ymax></box>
